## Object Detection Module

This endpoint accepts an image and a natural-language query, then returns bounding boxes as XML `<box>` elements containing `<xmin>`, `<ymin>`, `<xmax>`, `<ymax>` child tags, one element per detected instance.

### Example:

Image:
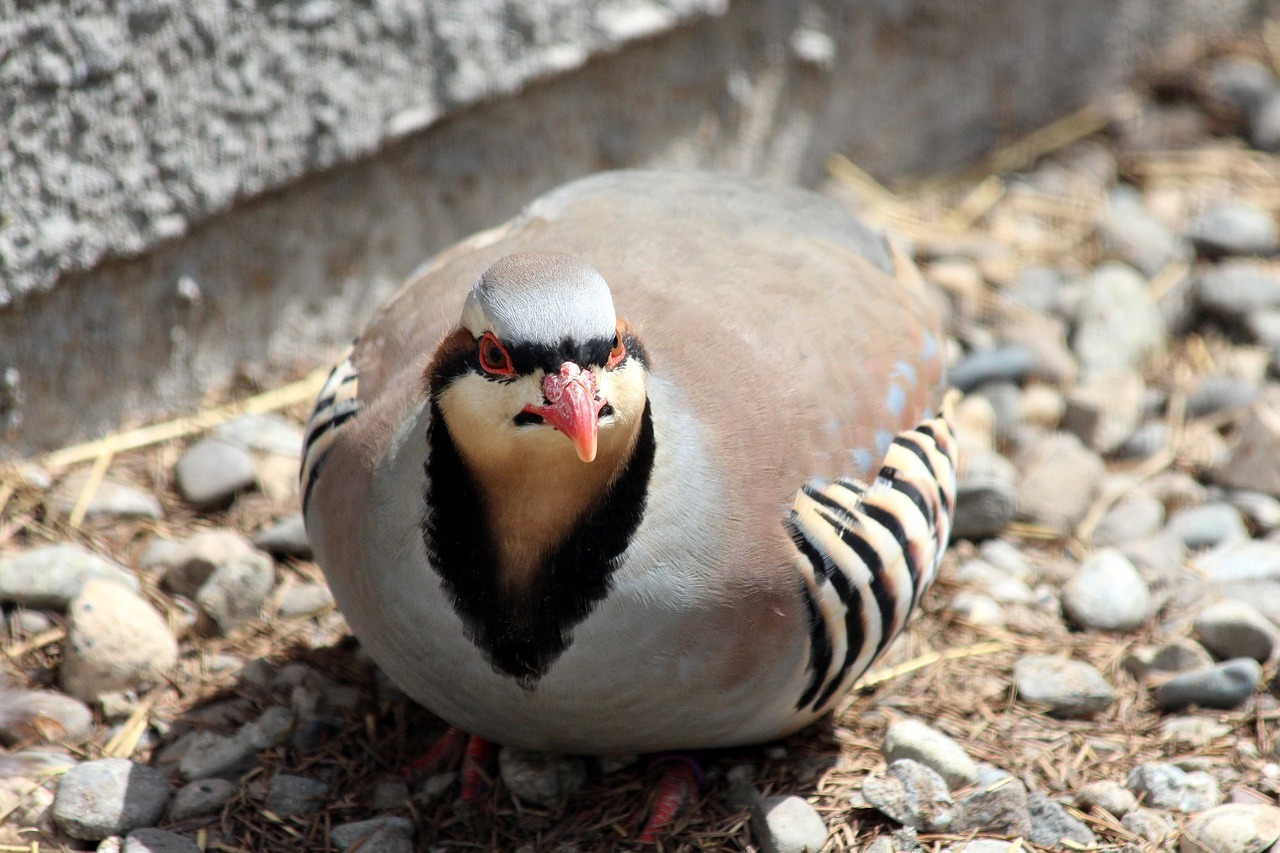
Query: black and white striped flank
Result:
<box><xmin>300</xmin><ymin>346</ymin><xmax>360</xmax><ymax>514</ymax></box>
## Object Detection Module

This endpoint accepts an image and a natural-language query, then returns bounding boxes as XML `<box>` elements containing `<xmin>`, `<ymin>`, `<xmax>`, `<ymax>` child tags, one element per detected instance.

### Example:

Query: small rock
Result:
<box><xmin>168</xmin><ymin>778</ymin><xmax>237</xmax><ymax>822</ymax></box>
<box><xmin>8</xmin><ymin>607</ymin><xmax>53</xmax><ymax>636</ymax></box>
<box><xmin>1026</xmin><ymin>790</ymin><xmax>1096</xmax><ymax>849</ymax></box>
<box><xmin>1179</xmin><ymin>802</ymin><xmax>1280</xmax><ymax>853</ymax></box>
<box><xmin>123</xmin><ymin>829</ymin><xmax>200</xmax><ymax>852</ymax></box>
<box><xmin>1122</xmin><ymin>807</ymin><xmax>1176</xmax><ymax>844</ymax></box>
<box><xmin>61</xmin><ymin>579</ymin><xmax>179</xmax><ymax>702</ymax></box>
<box><xmin>1013</xmin><ymin>655</ymin><xmax>1116</xmax><ymax>717</ymax></box>
<box><xmin>414</xmin><ymin>772</ymin><xmax>458</xmax><ymax>807</ymax></box>
<box><xmin>0</xmin><ymin>688</ymin><xmax>93</xmax><ymax>745</ymax></box>
<box><xmin>212</xmin><ymin>412</ymin><xmax>304</xmax><ymax>457</ymax></box>
<box><xmin>1072</xmin><ymin>262</ymin><xmax>1166</xmax><ymax>378</ymax></box>
<box><xmin>1092</xmin><ymin>494</ymin><xmax>1165</xmax><ymax>547</ymax></box>
<box><xmin>1169</xmin><ymin>503</ymin><xmax>1251</xmax><ymax>551</ymax></box>
<box><xmin>996</xmin><ymin>311</ymin><xmax>1079</xmax><ymax>386</ymax></box>
<box><xmin>0</xmin><ymin>544</ymin><xmax>139</xmax><ymax>609</ymax></box>
<box><xmin>263</xmin><ymin>774</ymin><xmax>329</xmax><ymax>817</ymax></box>
<box><xmin>1061</xmin><ymin>370</ymin><xmax>1146</xmax><ymax>453</ymax></box>
<box><xmin>1198</xmin><ymin>540</ymin><xmax>1280</xmax><ymax>583</ymax></box>
<box><xmin>973</xmin><ymin>381</ymin><xmax>1021</xmax><ymax>445</ymax></box>
<box><xmin>1096</xmin><ymin>185</ymin><xmax>1192</xmax><ymax>276</ymax></box>
<box><xmin>1187</xmin><ymin>375</ymin><xmax>1262</xmax><ymax>419</ymax></box>
<box><xmin>978</xmin><ymin>539</ymin><xmax>1033</xmax><ymax>580</ymax></box>
<box><xmin>951</xmin><ymin>777</ymin><xmax>1032</xmax><ymax>837</ymax></box>
<box><xmin>331</xmin><ymin>816</ymin><xmax>416</xmax><ymax>851</ymax></box>
<box><xmin>277</xmin><ymin>582</ymin><xmax>334</xmax><ymax>618</ymax></box>
<box><xmin>947</xmin><ymin>592</ymin><xmax>1003</xmax><ymax>626</ymax></box>
<box><xmin>1127</xmin><ymin>762</ymin><xmax>1223</xmax><ymax>812</ymax></box>
<box><xmin>1162</xmin><ymin>716</ymin><xmax>1232</xmax><ymax>746</ymax></box>
<box><xmin>53</xmin><ymin>472</ymin><xmax>163</xmax><ymax>521</ymax></box>
<box><xmin>255</xmin><ymin>453</ymin><xmax>300</xmax><ymax>509</ymax></box>
<box><xmin>750</xmin><ymin>795</ymin><xmax>829</xmax><ymax>853</ymax></box>
<box><xmin>1004</xmin><ymin>265</ymin><xmax>1065</xmax><ymax>316</ymax></box>
<box><xmin>157</xmin><ymin>531</ymin><xmax>275</xmax><ymax>634</ymax></box>
<box><xmin>371</xmin><ymin>778</ymin><xmax>410</xmax><ymax>811</ymax></box>
<box><xmin>1123</xmin><ymin>638</ymin><xmax>1215</xmax><ymax>683</ymax></box>
<box><xmin>1060</xmin><ymin>549</ymin><xmax>1151</xmax><ymax>631</ymax></box>
<box><xmin>1151</xmin><ymin>658</ymin><xmax>1262</xmax><ymax>711</ymax></box>
<box><xmin>497</xmin><ymin>747</ymin><xmax>586</xmax><ymax>806</ymax></box>
<box><xmin>176</xmin><ymin>730</ymin><xmax>259</xmax><ymax>781</ymax></box>
<box><xmin>1116</xmin><ymin>420</ymin><xmax>1170</xmax><ymax>460</ymax></box>
<box><xmin>174</xmin><ymin>438</ymin><xmax>257</xmax><ymax>510</ymax></box>
<box><xmin>1194</xmin><ymin>600</ymin><xmax>1279</xmax><ymax>661</ymax></box>
<box><xmin>949</xmin><ymin>346</ymin><xmax>1037</xmax><ymax>393</ymax></box>
<box><xmin>1222</xmin><ymin>489</ymin><xmax>1280</xmax><ymax>533</ymax></box>
<box><xmin>884</xmin><ymin>720</ymin><xmax>978</xmax><ymax>792</ymax></box>
<box><xmin>1186</xmin><ymin>201</ymin><xmax>1279</xmax><ymax>258</ymax></box>
<box><xmin>52</xmin><ymin>758</ymin><xmax>172</xmax><ymax>841</ymax></box>
<box><xmin>862</xmin><ymin>759</ymin><xmax>954</xmax><ymax>831</ymax></box>
<box><xmin>1197</xmin><ymin>261</ymin><xmax>1280</xmax><ymax>324</ymax></box>
<box><xmin>1252</xmin><ymin>90</ymin><xmax>1280</xmax><ymax>151</ymax></box>
<box><xmin>1075</xmin><ymin>779</ymin><xmax>1137</xmax><ymax>818</ymax></box>
<box><xmin>1216</xmin><ymin>403</ymin><xmax>1280</xmax><ymax>497</ymax></box>
<box><xmin>954</xmin><ymin>559</ymin><xmax>1033</xmax><ymax>603</ymax></box>
<box><xmin>1016</xmin><ymin>432</ymin><xmax>1104</xmax><ymax>533</ymax></box>
<box><xmin>1018</xmin><ymin>383</ymin><xmax>1065</xmax><ymax>429</ymax></box>
<box><xmin>252</xmin><ymin>514</ymin><xmax>312</xmax><ymax>559</ymax></box>
<box><xmin>1206</xmin><ymin>56</ymin><xmax>1277</xmax><ymax>116</ymax></box>
<box><xmin>952</xmin><ymin>450</ymin><xmax>1017</xmax><ymax>540</ymax></box>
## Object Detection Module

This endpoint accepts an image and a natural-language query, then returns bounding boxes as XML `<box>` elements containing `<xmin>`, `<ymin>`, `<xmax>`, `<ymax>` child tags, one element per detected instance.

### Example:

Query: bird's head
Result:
<box><xmin>429</xmin><ymin>251</ymin><xmax>648</xmax><ymax>471</ymax></box>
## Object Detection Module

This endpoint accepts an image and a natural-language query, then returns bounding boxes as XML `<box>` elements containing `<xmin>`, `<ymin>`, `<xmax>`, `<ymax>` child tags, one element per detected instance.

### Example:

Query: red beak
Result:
<box><xmin>522</xmin><ymin>362</ymin><xmax>605</xmax><ymax>462</ymax></box>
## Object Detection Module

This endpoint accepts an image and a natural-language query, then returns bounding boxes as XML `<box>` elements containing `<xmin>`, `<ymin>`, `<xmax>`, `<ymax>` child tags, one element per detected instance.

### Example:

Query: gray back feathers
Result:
<box><xmin>461</xmin><ymin>251</ymin><xmax>617</xmax><ymax>344</ymax></box>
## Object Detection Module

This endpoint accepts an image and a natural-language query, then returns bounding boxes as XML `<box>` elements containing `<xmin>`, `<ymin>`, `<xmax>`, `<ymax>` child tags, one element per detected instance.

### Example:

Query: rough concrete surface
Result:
<box><xmin>0</xmin><ymin>0</ymin><xmax>1276</xmax><ymax>453</ymax></box>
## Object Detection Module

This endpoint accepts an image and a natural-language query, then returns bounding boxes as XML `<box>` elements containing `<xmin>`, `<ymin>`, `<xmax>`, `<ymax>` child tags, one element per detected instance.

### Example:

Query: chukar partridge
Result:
<box><xmin>301</xmin><ymin>170</ymin><xmax>957</xmax><ymax>827</ymax></box>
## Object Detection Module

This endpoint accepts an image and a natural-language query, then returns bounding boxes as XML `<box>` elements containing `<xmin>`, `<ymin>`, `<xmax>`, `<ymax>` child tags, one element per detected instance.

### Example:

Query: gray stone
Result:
<box><xmin>1015</xmin><ymin>432</ymin><xmax>1104</xmax><ymax>533</ymax></box>
<box><xmin>1179</xmin><ymin>803</ymin><xmax>1280</xmax><ymax>853</ymax></box>
<box><xmin>1004</xmin><ymin>265</ymin><xmax>1064</xmax><ymax>316</ymax></box>
<box><xmin>174</xmin><ymin>438</ymin><xmax>257</xmax><ymax>510</ymax></box>
<box><xmin>951</xmin><ymin>777</ymin><xmax>1032</xmax><ymax>837</ymax></box>
<box><xmin>946</xmin><ymin>592</ymin><xmax>1003</xmax><ymax>626</ymax></box>
<box><xmin>1186</xmin><ymin>201</ymin><xmax>1279</xmax><ymax>258</ymax></box>
<box><xmin>1061</xmin><ymin>369</ymin><xmax>1146</xmax><ymax>454</ymax></box>
<box><xmin>277</xmin><ymin>582</ymin><xmax>334</xmax><ymax>618</ymax></box>
<box><xmin>1151</xmin><ymin>658</ymin><xmax>1262</xmax><ymax>711</ymax></box>
<box><xmin>1187</xmin><ymin>375</ymin><xmax>1262</xmax><ymax>419</ymax></box>
<box><xmin>972</xmin><ymin>381</ymin><xmax>1021</xmax><ymax>445</ymax></box>
<box><xmin>1060</xmin><ymin>549</ymin><xmax>1151</xmax><ymax>631</ymax></box>
<box><xmin>953</xmin><ymin>559</ymin><xmax>1033</xmax><ymax>604</ymax></box>
<box><xmin>0</xmin><ymin>544</ymin><xmax>138</xmax><ymax>609</ymax></box>
<box><xmin>371</xmin><ymin>778</ymin><xmax>410</xmax><ymax>811</ymax></box>
<box><xmin>176</xmin><ymin>730</ymin><xmax>259</xmax><ymax>781</ymax></box>
<box><xmin>8</xmin><ymin>607</ymin><xmax>53</xmax><ymax>636</ymax></box>
<box><xmin>949</xmin><ymin>346</ymin><xmax>1037</xmax><ymax>393</ymax></box>
<box><xmin>0</xmin><ymin>688</ymin><xmax>93</xmax><ymax>745</ymax></box>
<box><xmin>1194</xmin><ymin>600</ymin><xmax>1279</xmax><ymax>661</ymax></box>
<box><xmin>497</xmin><ymin>747</ymin><xmax>586</xmax><ymax>806</ymax></box>
<box><xmin>751</xmin><ymin>795</ymin><xmax>829</xmax><ymax>853</ymax></box>
<box><xmin>52</xmin><ymin>758</ymin><xmax>172</xmax><ymax>841</ymax></box>
<box><xmin>53</xmin><ymin>472</ymin><xmax>163</xmax><ymax>521</ymax></box>
<box><xmin>414</xmin><ymin>772</ymin><xmax>458</xmax><ymax>807</ymax></box>
<box><xmin>1197</xmin><ymin>261</ymin><xmax>1280</xmax><ymax>323</ymax></box>
<box><xmin>861</xmin><ymin>759</ymin><xmax>954</xmax><ymax>832</ymax></box>
<box><xmin>977</xmin><ymin>539</ymin><xmax>1033</xmax><ymax>580</ymax></box>
<box><xmin>61</xmin><ymin>579</ymin><xmax>179</xmax><ymax>702</ymax></box>
<box><xmin>1168</xmin><ymin>503</ymin><xmax>1250</xmax><ymax>550</ymax></box>
<box><xmin>1072</xmin><ymin>262</ymin><xmax>1166</xmax><ymax>377</ymax></box>
<box><xmin>1198</xmin><ymin>540</ymin><xmax>1280</xmax><ymax>583</ymax></box>
<box><xmin>952</xmin><ymin>449</ymin><xmax>1017</xmax><ymax>540</ymax></box>
<box><xmin>1026</xmin><ymin>790</ymin><xmax>1096</xmax><ymax>849</ymax></box>
<box><xmin>1096</xmin><ymin>185</ymin><xmax>1191</xmax><ymax>277</ymax></box>
<box><xmin>252</xmin><ymin>514</ymin><xmax>313</xmax><ymax>559</ymax></box>
<box><xmin>263</xmin><ymin>774</ymin><xmax>329</xmax><ymax>817</ymax></box>
<box><xmin>123</xmin><ymin>829</ymin><xmax>200</xmax><ymax>853</ymax></box>
<box><xmin>1217</xmin><ymin>403</ymin><xmax>1280</xmax><ymax>497</ymax></box>
<box><xmin>168</xmin><ymin>778</ymin><xmax>237</xmax><ymax>822</ymax></box>
<box><xmin>1222</xmin><ymin>489</ymin><xmax>1280</xmax><ymax>533</ymax></box>
<box><xmin>1075</xmin><ymin>779</ymin><xmax>1137</xmax><ymax>818</ymax></box>
<box><xmin>156</xmin><ymin>531</ymin><xmax>276</xmax><ymax>634</ymax></box>
<box><xmin>331</xmin><ymin>816</ymin><xmax>416</xmax><ymax>851</ymax></box>
<box><xmin>1013</xmin><ymin>655</ymin><xmax>1116</xmax><ymax>717</ymax></box>
<box><xmin>1116</xmin><ymin>420</ymin><xmax>1170</xmax><ymax>460</ymax></box>
<box><xmin>1123</xmin><ymin>638</ymin><xmax>1215</xmax><ymax>683</ymax></box>
<box><xmin>212</xmin><ymin>413</ymin><xmax>305</xmax><ymax>457</ymax></box>
<box><xmin>1162</xmin><ymin>716</ymin><xmax>1232</xmax><ymax>746</ymax></box>
<box><xmin>1252</xmin><ymin>90</ymin><xmax>1280</xmax><ymax>151</ymax></box>
<box><xmin>1127</xmin><ymin>762</ymin><xmax>1223</xmax><ymax>812</ymax></box>
<box><xmin>1207</xmin><ymin>56</ymin><xmax>1277</xmax><ymax>117</ymax></box>
<box><xmin>1122</xmin><ymin>807</ymin><xmax>1176</xmax><ymax>844</ymax></box>
<box><xmin>1092</xmin><ymin>494</ymin><xmax>1165</xmax><ymax>547</ymax></box>
<box><xmin>996</xmin><ymin>311</ymin><xmax>1079</xmax><ymax>386</ymax></box>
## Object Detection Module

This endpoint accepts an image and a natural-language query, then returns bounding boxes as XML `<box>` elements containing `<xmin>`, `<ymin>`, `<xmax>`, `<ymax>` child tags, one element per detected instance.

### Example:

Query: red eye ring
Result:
<box><xmin>606</xmin><ymin>327</ymin><xmax>626</xmax><ymax>369</ymax></box>
<box><xmin>478</xmin><ymin>332</ymin><xmax>515</xmax><ymax>376</ymax></box>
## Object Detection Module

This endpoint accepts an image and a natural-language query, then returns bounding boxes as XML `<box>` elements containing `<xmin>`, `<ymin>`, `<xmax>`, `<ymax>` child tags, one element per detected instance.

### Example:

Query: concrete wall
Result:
<box><xmin>1</xmin><ymin>0</ymin><xmax>1274</xmax><ymax>454</ymax></box>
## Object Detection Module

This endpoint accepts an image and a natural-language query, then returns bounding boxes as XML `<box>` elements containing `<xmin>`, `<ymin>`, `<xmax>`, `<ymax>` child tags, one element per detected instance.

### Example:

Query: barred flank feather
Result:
<box><xmin>300</xmin><ymin>345</ymin><xmax>360</xmax><ymax>513</ymax></box>
<box><xmin>787</xmin><ymin>397</ymin><xmax>958</xmax><ymax>712</ymax></box>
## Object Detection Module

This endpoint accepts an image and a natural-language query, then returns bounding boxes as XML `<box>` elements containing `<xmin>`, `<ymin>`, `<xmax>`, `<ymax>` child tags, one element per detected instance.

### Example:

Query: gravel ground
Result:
<box><xmin>9</xmin><ymin>32</ymin><xmax>1280</xmax><ymax>853</ymax></box>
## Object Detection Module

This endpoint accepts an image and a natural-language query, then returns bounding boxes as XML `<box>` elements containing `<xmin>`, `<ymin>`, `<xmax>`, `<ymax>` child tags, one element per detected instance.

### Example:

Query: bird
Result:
<box><xmin>300</xmin><ymin>169</ymin><xmax>957</xmax><ymax>838</ymax></box>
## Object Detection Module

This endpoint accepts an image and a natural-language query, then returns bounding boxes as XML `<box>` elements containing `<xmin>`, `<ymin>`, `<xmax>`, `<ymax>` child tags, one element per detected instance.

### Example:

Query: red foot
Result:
<box><xmin>637</xmin><ymin>756</ymin><xmax>701</xmax><ymax>844</ymax></box>
<box><xmin>459</xmin><ymin>734</ymin><xmax>496</xmax><ymax>805</ymax></box>
<box><xmin>403</xmin><ymin>725</ymin><xmax>467</xmax><ymax>777</ymax></box>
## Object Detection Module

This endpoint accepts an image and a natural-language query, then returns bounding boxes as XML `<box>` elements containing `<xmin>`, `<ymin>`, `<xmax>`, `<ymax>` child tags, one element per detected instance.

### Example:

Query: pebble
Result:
<box><xmin>174</xmin><ymin>438</ymin><xmax>257</xmax><ymax>511</ymax></box>
<box><xmin>371</xmin><ymin>778</ymin><xmax>410</xmax><ymax>811</ymax></box>
<box><xmin>1060</xmin><ymin>549</ymin><xmax>1151</xmax><ymax>631</ymax></box>
<box><xmin>1072</xmin><ymin>262</ymin><xmax>1166</xmax><ymax>378</ymax></box>
<box><xmin>1216</xmin><ymin>403</ymin><xmax>1280</xmax><ymax>497</ymax></box>
<box><xmin>168</xmin><ymin>778</ymin><xmax>238</xmax><ymax>822</ymax></box>
<box><xmin>61</xmin><ymin>579</ymin><xmax>179</xmax><ymax>703</ymax></box>
<box><xmin>8</xmin><ymin>607</ymin><xmax>53</xmax><ymax>635</ymax></box>
<box><xmin>946</xmin><ymin>592</ymin><xmax>1003</xmax><ymax>626</ymax></box>
<box><xmin>1026</xmin><ymin>790</ymin><xmax>1096</xmax><ymax>849</ymax></box>
<box><xmin>996</xmin><ymin>311</ymin><xmax>1079</xmax><ymax>386</ymax></box>
<box><xmin>176</xmin><ymin>730</ymin><xmax>260</xmax><ymax>781</ymax></box>
<box><xmin>882</xmin><ymin>719</ymin><xmax>982</xmax><ymax>790</ymax></box>
<box><xmin>861</xmin><ymin>759</ymin><xmax>954</xmax><ymax>832</ymax></box>
<box><xmin>255</xmin><ymin>453</ymin><xmax>300</xmax><ymax>508</ymax></box>
<box><xmin>1252</xmin><ymin>90</ymin><xmax>1280</xmax><ymax>151</ymax></box>
<box><xmin>53</xmin><ymin>471</ymin><xmax>163</xmax><ymax>521</ymax></box>
<box><xmin>1196</xmin><ymin>260</ymin><xmax>1280</xmax><ymax>323</ymax></box>
<box><xmin>212</xmin><ymin>412</ymin><xmax>305</xmax><ymax>457</ymax></box>
<box><xmin>1096</xmin><ymin>185</ymin><xmax>1191</xmax><ymax>277</ymax></box>
<box><xmin>1151</xmin><ymin>658</ymin><xmax>1262</xmax><ymax>711</ymax></box>
<box><xmin>1115</xmin><ymin>420</ymin><xmax>1169</xmax><ymax>459</ymax></box>
<box><xmin>123</xmin><ymin>829</ymin><xmax>200</xmax><ymax>852</ymax></box>
<box><xmin>331</xmin><ymin>816</ymin><xmax>416</xmax><ymax>851</ymax></box>
<box><xmin>953</xmin><ymin>559</ymin><xmax>1033</xmax><ymax>603</ymax></box>
<box><xmin>1018</xmin><ymin>383</ymin><xmax>1065</xmax><ymax>429</ymax></box>
<box><xmin>1179</xmin><ymin>803</ymin><xmax>1280</xmax><ymax>853</ymax></box>
<box><xmin>1092</xmin><ymin>494</ymin><xmax>1165</xmax><ymax>547</ymax></box>
<box><xmin>1186</xmin><ymin>201</ymin><xmax>1279</xmax><ymax>257</ymax></box>
<box><xmin>949</xmin><ymin>346</ymin><xmax>1037</xmax><ymax>393</ymax></box>
<box><xmin>1187</xmin><ymin>375</ymin><xmax>1262</xmax><ymax>418</ymax></box>
<box><xmin>751</xmin><ymin>795</ymin><xmax>829</xmax><ymax>853</ymax></box>
<box><xmin>1015</xmin><ymin>432</ymin><xmax>1104</xmax><ymax>533</ymax></box>
<box><xmin>1206</xmin><ymin>55</ymin><xmax>1277</xmax><ymax>116</ymax></box>
<box><xmin>1122</xmin><ymin>807</ymin><xmax>1176</xmax><ymax>844</ymax></box>
<box><xmin>1194</xmin><ymin>600</ymin><xmax>1279</xmax><ymax>661</ymax></box>
<box><xmin>972</xmin><ymin>380</ymin><xmax>1021</xmax><ymax>444</ymax></box>
<box><xmin>1196</xmin><ymin>540</ymin><xmax>1280</xmax><ymax>583</ymax></box>
<box><xmin>1127</xmin><ymin>762</ymin><xmax>1223</xmax><ymax>812</ymax></box>
<box><xmin>1123</xmin><ymin>638</ymin><xmax>1215</xmax><ymax>682</ymax></box>
<box><xmin>978</xmin><ymin>539</ymin><xmax>1033</xmax><ymax>580</ymax></box>
<box><xmin>252</xmin><ymin>513</ymin><xmax>312</xmax><ymax>559</ymax></box>
<box><xmin>498</xmin><ymin>747</ymin><xmax>586</xmax><ymax>806</ymax></box>
<box><xmin>0</xmin><ymin>688</ymin><xmax>94</xmax><ymax>744</ymax></box>
<box><xmin>155</xmin><ymin>530</ymin><xmax>275</xmax><ymax>634</ymax></box>
<box><xmin>1003</xmin><ymin>265</ymin><xmax>1064</xmax><ymax>316</ymax></box>
<box><xmin>951</xmin><ymin>777</ymin><xmax>1032</xmax><ymax>837</ymax></box>
<box><xmin>1162</xmin><ymin>716</ymin><xmax>1231</xmax><ymax>745</ymax></box>
<box><xmin>1075</xmin><ymin>779</ymin><xmax>1137</xmax><ymax>818</ymax></box>
<box><xmin>51</xmin><ymin>758</ymin><xmax>172</xmax><ymax>841</ymax></box>
<box><xmin>1168</xmin><ymin>503</ymin><xmax>1251</xmax><ymax>550</ymax></box>
<box><xmin>1013</xmin><ymin>655</ymin><xmax>1116</xmax><ymax>717</ymax></box>
<box><xmin>277</xmin><ymin>582</ymin><xmax>335</xmax><ymax>618</ymax></box>
<box><xmin>415</xmin><ymin>772</ymin><xmax>458</xmax><ymax>807</ymax></box>
<box><xmin>263</xmin><ymin>774</ymin><xmax>330</xmax><ymax>817</ymax></box>
<box><xmin>1222</xmin><ymin>489</ymin><xmax>1280</xmax><ymax>533</ymax></box>
<box><xmin>1061</xmin><ymin>370</ymin><xmax>1146</xmax><ymax>453</ymax></box>
<box><xmin>952</xmin><ymin>449</ymin><xmax>1017</xmax><ymax>540</ymax></box>
<box><xmin>0</xmin><ymin>543</ymin><xmax>139</xmax><ymax>609</ymax></box>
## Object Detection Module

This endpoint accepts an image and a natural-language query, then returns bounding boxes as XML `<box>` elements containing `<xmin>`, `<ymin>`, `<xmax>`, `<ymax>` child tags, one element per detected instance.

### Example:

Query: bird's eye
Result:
<box><xmin>479</xmin><ymin>333</ymin><xmax>514</xmax><ymax>376</ymax></box>
<box><xmin>606</xmin><ymin>328</ymin><xmax>626</xmax><ymax>369</ymax></box>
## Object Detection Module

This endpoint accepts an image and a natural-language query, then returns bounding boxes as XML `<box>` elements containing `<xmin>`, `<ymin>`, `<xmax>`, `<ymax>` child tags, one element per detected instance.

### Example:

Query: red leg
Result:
<box><xmin>637</xmin><ymin>755</ymin><xmax>702</xmax><ymax>844</ymax></box>
<box><xmin>458</xmin><ymin>734</ymin><xmax>497</xmax><ymax>806</ymax></box>
<box><xmin>402</xmin><ymin>725</ymin><xmax>467</xmax><ymax>777</ymax></box>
